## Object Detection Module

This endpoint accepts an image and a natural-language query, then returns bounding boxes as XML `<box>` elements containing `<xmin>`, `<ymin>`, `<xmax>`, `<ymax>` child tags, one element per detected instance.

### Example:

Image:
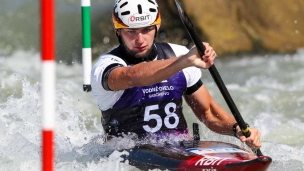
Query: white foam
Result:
<box><xmin>1</xmin><ymin>50</ymin><xmax>304</xmax><ymax>170</ymax></box>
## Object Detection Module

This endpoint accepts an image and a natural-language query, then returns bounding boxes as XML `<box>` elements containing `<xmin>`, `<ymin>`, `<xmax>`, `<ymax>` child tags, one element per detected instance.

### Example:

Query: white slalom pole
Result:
<box><xmin>41</xmin><ymin>0</ymin><xmax>55</xmax><ymax>170</ymax></box>
<box><xmin>82</xmin><ymin>0</ymin><xmax>92</xmax><ymax>92</ymax></box>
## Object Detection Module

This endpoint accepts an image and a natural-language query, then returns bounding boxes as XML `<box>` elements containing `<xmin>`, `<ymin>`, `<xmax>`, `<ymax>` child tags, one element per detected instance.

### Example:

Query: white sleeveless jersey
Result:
<box><xmin>91</xmin><ymin>43</ymin><xmax>202</xmax><ymax>111</ymax></box>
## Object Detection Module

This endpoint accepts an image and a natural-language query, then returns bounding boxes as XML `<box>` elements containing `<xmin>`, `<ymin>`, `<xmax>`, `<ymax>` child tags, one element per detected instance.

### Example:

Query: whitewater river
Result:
<box><xmin>1</xmin><ymin>0</ymin><xmax>304</xmax><ymax>170</ymax></box>
<box><xmin>1</xmin><ymin>50</ymin><xmax>304</xmax><ymax>170</ymax></box>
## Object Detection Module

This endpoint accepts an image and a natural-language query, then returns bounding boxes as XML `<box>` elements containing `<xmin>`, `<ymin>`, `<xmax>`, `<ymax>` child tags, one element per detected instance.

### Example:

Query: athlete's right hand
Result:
<box><xmin>186</xmin><ymin>42</ymin><xmax>217</xmax><ymax>69</ymax></box>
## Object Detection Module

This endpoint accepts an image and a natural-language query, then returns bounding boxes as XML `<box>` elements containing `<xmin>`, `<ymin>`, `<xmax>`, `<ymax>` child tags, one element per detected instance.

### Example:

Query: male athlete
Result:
<box><xmin>91</xmin><ymin>0</ymin><xmax>261</xmax><ymax>150</ymax></box>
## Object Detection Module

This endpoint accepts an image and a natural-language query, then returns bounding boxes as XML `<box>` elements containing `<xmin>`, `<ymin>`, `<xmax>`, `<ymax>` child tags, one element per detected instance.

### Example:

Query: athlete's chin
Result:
<box><xmin>134</xmin><ymin>52</ymin><xmax>149</xmax><ymax>58</ymax></box>
<box><xmin>132</xmin><ymin>50</ymin><xmax>151</xmax><ymax>58</ymax></box>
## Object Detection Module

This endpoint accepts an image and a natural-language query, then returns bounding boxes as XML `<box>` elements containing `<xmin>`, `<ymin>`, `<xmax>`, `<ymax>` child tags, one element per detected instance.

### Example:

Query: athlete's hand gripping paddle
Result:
<box><xmin>174</xmin><ymin>0</ymin><xmax>263</xmax><ymax>156</ymax></box>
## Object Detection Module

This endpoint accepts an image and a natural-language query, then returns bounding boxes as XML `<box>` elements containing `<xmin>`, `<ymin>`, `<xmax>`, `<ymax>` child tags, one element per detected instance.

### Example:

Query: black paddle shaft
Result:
<box><xmin>174</xmin><ymin>0</ymin><xmax>263</xmax><ymax>156</ymax></box>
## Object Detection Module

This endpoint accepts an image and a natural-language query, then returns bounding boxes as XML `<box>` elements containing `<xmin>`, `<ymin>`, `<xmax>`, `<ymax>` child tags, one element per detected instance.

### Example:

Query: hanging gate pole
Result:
<box><xmin>41</xmin><ymin>0</ymin><xmax>55</xmax><ymax>170</ymax></box>
<box><xmin>82</xmin><ymin>0</ymin><xmax>92</xmax><ymax>92</ymax></box>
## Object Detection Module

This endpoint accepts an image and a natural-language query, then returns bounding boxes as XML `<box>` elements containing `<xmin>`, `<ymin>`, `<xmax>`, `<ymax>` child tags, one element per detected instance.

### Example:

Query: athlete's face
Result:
<box><xmin>118</xmin><ymin>26</ymin><xmax>157</xmax><ymax>58</ymax></box>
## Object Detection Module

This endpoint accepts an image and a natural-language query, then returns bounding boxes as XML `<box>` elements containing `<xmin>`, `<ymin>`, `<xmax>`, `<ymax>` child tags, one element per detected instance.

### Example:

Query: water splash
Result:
<box><xmin>1</xmin><ymin>50</ymin><xmax>304</xmax><ymax>170</ymax></box>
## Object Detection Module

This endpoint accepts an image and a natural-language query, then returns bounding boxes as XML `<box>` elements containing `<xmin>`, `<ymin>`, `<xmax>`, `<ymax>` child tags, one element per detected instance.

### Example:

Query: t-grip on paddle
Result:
<box><xmin>174</xmin><ymin>0</ymin><xmax>263</xmax><ymax>156</ymax></box>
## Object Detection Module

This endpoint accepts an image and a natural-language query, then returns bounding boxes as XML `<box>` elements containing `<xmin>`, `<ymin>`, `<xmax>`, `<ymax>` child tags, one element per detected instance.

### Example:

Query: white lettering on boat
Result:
<box><xmin>188</xmin><ymin>147</ymin><xmax>247</xmax><ymax>155</ymax></box>
<box><xmin>195</xmin><ymin>156</ymin><xmax>227</xmax><ymax>166</ymax></box>
<box><xmin>202</xmin><ymin>169</ymin><xmax>217</xmax><ymax>171</ymax></box>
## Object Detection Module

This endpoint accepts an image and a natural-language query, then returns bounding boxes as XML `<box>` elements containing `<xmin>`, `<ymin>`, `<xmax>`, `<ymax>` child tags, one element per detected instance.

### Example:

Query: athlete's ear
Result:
<box><xmin>156</xmin><ymin>24</ymin><xmax>160</xmax><ymax>31</ymax></box>
<box><xmin>115</xmin><ymin>29</ymin><xmax>121</xmax><ymax>36</ymax></box>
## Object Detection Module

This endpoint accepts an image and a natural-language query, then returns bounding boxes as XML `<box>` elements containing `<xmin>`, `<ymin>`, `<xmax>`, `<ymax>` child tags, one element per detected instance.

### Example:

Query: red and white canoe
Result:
<box><xmin>124</xmin><ymin>140</ymin><xmax>272</xmax><ymax>171</ymax></box>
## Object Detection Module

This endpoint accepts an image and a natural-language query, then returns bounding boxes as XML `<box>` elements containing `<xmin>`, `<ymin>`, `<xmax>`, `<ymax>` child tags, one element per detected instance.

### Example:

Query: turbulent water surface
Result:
<box><xmin>1</xmin><ymin>0</ymin><xmax>304</xmax><ymax>170</ymax></box>
<box><xmin>1</xmin><ymin>50</ymin><xmax>304</xmax><ymax>170</ymax></box>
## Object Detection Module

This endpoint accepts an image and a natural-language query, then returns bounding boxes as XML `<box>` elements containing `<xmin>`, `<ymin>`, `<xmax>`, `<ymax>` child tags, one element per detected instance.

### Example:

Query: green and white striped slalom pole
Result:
<box><xmin>82</xmin><ymin>0</ymin><xmax>92</xmax><ymax>92</ymax></box>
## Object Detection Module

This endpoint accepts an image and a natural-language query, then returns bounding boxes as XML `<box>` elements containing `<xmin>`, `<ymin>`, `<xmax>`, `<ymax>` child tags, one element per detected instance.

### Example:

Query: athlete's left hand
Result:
<box><xmin>237</xmin><ymin>127</ymin><xmax>262</xmax><ymax>150</ymax></box>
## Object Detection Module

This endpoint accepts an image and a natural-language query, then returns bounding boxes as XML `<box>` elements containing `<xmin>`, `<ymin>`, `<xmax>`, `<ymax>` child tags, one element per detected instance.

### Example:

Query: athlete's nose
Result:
<box><xmin>136</xmin><ymin>32</ymin><xmax>144</xmax><ymax>44</ymax></box>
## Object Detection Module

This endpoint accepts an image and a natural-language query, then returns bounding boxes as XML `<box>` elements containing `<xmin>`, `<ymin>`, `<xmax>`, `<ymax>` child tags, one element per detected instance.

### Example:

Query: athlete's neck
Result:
<box><xmin>119</xmin><ymin>43</ymin><xmax>158</xmax><ymax>65</ymax></box>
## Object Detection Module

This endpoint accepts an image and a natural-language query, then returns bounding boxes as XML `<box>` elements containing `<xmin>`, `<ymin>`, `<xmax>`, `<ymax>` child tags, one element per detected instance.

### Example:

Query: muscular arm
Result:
<box><xmin>185</xmin><ymin>85</ymin><xmax>262</xmax><ymax>149</ymax></box>
<box><xmin>184</xmin><ymin>85</ymin><xmax>236</xmax><ymax>136</ymax></box>
<box><xmin>108</xmin><ymin>55</ymin><xmax>191</xmax><ymax>91</ymax></box>
<box><xmin>108</xmin><ymin>42</ymin><xmax>216</xmax><ymax>91</ymax></box>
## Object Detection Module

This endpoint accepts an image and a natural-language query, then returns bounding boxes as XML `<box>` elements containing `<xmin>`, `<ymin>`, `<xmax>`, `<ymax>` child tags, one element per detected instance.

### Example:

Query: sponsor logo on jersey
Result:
<box><xmin>142</xmin><ymin>85</ymin><xmax>175</xmax><ymax>98</ymax></box>
<box><xmin>148</xmin><ymin>92</ymin><xmax>169</xmax><ymax>98</ymax></box>
<box><xmin>142</xmin><ymin>85</ymin><xmax>175</xmax><ymax>94</ymax></box>
<box><xmin>111</xmin><ymin>58</ymin><xmax>120</xmax><ymax>62</ymax></box>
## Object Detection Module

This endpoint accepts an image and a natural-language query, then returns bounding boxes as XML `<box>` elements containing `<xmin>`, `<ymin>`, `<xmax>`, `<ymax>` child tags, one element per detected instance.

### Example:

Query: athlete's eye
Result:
<box><xmin>143</xmin><ymin>27</ymin><xmax>154</xmax><ymax>34</ymax></box>
<box><xmin>126</xmin><ymin>30</ymin><xmax>136</xmax><ymax>35</ymax></box>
